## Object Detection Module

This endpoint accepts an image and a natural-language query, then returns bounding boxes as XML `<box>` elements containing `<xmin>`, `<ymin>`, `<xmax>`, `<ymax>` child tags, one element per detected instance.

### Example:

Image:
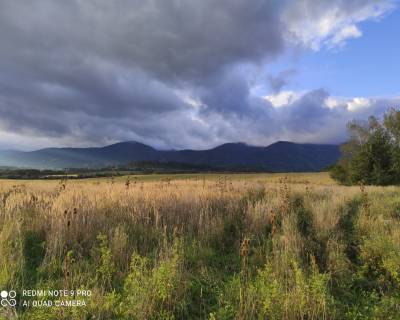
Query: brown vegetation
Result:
<box><xmin>0</xmin><ymin>173</ymin><xmax>399</xmax><ymax>319</ymax></box>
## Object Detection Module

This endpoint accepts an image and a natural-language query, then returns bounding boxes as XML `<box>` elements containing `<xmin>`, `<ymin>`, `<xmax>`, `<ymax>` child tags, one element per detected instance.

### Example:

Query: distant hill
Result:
<box><xmin>0</xmin><ymin>141</ymin><xmax>341</xmax><ymax>172</ymax></box>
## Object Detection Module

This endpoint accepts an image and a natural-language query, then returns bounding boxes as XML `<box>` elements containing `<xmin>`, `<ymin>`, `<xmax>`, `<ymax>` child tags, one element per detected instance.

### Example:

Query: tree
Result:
<box><xmin>331</xmin><ymin>109</ymin><xmax>400</xmax><ymax>185</ymax></box>
<box><xmin>384</xmin><ymin>108</ymin><xmax>400</xmax><ymax>181</ymax></box>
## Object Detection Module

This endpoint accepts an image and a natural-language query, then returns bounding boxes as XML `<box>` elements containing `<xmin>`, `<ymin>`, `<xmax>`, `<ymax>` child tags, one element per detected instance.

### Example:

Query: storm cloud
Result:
<box><xmin>0</xmin><ymin>0</ymin><xmax>397</xmax><ymax>150</ymax></box>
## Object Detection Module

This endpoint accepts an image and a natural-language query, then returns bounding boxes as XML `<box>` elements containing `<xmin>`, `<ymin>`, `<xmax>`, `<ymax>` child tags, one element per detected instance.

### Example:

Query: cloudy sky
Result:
<box><xmin>0</xmin><ymin>0</ymin><xmax>399</xmax><ymax>150</ymax></box>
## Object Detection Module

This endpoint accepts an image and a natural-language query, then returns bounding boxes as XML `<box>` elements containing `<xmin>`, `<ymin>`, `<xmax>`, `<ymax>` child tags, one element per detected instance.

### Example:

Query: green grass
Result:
<box><xmin>88</xmin><ymin>171</ymin><xmax>335</xmax><ymax>184</ymax></box>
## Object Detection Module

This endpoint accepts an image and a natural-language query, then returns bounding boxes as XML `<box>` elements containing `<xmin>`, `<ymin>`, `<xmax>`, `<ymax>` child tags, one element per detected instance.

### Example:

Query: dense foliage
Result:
<box><xmin>331</xmin><ymin>108</ymin><xmax>400</xmax><ymax>185</ymax></box>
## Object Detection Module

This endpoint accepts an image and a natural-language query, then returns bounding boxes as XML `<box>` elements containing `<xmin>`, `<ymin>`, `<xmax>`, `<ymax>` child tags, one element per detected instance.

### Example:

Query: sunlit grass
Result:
<box><xmin>0</xmin><ymin>173</ymin><xmax>398</xmax><ymax>319</ymax></box>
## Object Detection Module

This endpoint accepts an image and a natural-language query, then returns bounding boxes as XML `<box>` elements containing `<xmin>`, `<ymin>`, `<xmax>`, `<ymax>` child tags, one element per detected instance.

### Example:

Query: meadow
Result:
<box><xmin>0</xmin><ymin>172</ymin><xmax>399</xmax><ymax>319</ymax></box>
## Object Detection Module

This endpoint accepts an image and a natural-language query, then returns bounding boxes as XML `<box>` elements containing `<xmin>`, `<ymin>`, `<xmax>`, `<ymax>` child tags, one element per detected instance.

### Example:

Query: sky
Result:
<box><xmin>0</xmin><ymin>0</ymin><xmax>399</xmax><ymax>151</ymax></box>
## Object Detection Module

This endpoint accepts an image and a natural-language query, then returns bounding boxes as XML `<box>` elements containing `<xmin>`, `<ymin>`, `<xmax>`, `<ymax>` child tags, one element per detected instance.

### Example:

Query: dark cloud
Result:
<box><xmin>0</xmin><ymin>0</ymin><xmax>396</xmax><ymax>150</ymax></box>
<box><xmin>0</xmin><ymin>0</ymin><xmax>284</xmax><ymax>81</ymax></box>
<box><xmin>268</xmin><ymin>69</ymin><xmax>297</xmax><ymax>93</ymax></box>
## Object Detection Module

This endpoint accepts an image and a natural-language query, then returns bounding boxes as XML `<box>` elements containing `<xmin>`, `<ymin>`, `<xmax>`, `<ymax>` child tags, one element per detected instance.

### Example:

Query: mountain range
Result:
<box><xmin>0</xmin><ymin>141</ymin><xmax>341</xmax><ymax>172</ymax></box>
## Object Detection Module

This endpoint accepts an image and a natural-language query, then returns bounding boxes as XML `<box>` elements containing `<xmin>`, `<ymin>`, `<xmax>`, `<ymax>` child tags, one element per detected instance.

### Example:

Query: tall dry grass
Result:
<box><xmin>0</xmin><ymin>175</ymin><xmax>399</xmax><ymax>319</ymax></box>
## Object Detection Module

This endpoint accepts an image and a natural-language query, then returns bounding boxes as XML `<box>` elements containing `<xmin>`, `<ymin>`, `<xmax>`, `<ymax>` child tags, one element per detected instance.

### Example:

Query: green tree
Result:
<box><xmin>331</xmin><ymin>109</ymin><xmax>400</xmax><ymax>186</ymax></box>
<box><xmin>384</xmin><ymin>108</ymin><xmax>400</xmax><ymax>181</ymax></box>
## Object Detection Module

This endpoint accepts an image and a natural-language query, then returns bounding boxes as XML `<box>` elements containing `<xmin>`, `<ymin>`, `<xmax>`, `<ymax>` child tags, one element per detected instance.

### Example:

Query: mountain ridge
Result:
<box><xmin>0</xmin><ymin>140</ymin><xmax>341</xmax><ymax>172</ymax></box>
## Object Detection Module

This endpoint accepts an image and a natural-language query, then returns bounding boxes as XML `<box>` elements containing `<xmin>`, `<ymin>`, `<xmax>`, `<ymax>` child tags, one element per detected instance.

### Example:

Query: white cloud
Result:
<box><xmin>347</xmin><ymin>97</ymin><xmax>373</xmax><ymax>111</ymax></box>
<box><xmin>330</xmin><ymin>25</ymin><xmax>362</xmax><ymax>47</ymax></box>
<box><xmin>283</xmin><ymin>0</ymin><xmax>395</xmax><ymax>50</ymax></box>
<box><xmin>324</xmin><ymin>96</ymin><xmax>373</xmax><ymax>111</ymax></box>
<box><xmin>264</xmin><ymin>91</ymin><xmax>302</xmax><ymax>108</ymax></box>
<box><xmin>324</xmin><ymin>97</ymin><xmax>341</xmax><ymax>109</ymax></box>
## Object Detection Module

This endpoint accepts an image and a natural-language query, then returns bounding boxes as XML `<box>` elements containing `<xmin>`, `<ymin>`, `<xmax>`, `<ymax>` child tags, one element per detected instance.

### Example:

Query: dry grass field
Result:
<box><xmin>0</xmin><ymin>172</ymin><xmax>399</xmax><ymax>319</ymax></box>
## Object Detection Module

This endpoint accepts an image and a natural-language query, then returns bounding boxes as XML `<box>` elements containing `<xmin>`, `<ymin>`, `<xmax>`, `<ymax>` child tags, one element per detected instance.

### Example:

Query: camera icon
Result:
<box><xmin>1</xmin><ymin>290</ymin><xmax>17</xmax><ymax>307</ymax></box>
